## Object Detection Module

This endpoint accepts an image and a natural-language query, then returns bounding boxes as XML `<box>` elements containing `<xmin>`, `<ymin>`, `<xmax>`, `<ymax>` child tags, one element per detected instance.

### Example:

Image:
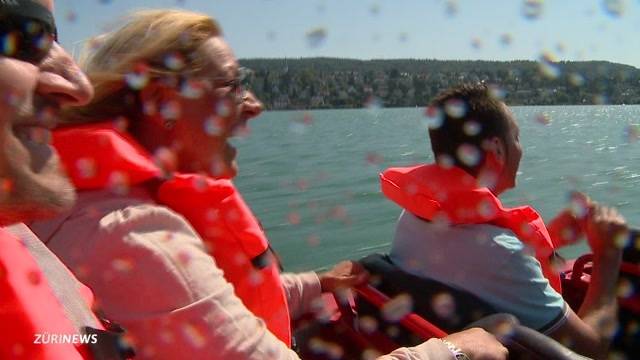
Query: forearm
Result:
<box><xmin>377</xmin><ymin>339</ymin><xmax>453</xmax><ymax>360</ymax></box>
<box><xmin>280</xmin><ymin>272</ymin><xmax>322</xmax><ymax>320</ymax></box>
<box><xmin>577</xmin><ymin>250</ymin><xmax>622</xmax><ymax>351</ymax></box>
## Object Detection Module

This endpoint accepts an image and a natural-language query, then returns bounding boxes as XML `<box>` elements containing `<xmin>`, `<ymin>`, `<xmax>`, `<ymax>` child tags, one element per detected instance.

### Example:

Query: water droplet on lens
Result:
<box><xmin>308</xmin><ymin>337</ymin><xmax>327</xmax><ymax>354</ymax></box>
<box><xmin>445</xmin><ymin>0</ymin><xmax>458</xmax><ymax>16</ymax></box>
<box><xmin>366</xmin><ymin>152</ymin><xmax>384</xmax><ymax>165</ymax></box>
<box><xmin>500</xmin><ymin>33</ymin><xmax>513</xmax><ymax>46</ymax></box>
<box><xmin>362</xmin><ymin>349</ymin><xmax>383</xmax><ymax>360</ymax></box>
<box><xmin>108</xmin><ymin>171</ymin><xmax>130</xmax><ymax>195</ymax></box>
<box><xmin>477</xmin><ymin>199</ymin><xmax>497</xmax><ymax>219</ymax></box>
<box><xmin>326</xmin><ymin>343</ymin><xmax>344</xmax><ymax>359</ymax></box>
<box><xmin>204</xmin><ymin>116</ymin><xmax>223</xmax><ymax>136</ymax></box>
<box><xmin>153</xmin><ymin>147</ymin><xmax>178</xmax><ymax>173</ymax></box>
<box><xmin>592</xmin><ymin>94</ymin><xmax>608</xmax><ymax>105</ymax></box>
<box><xmin>534</xmin><ymin>112</ymin><xmax>551</xmax><ymax>125</ymax></box>
<box><xmin>287</xmin><ymin>212</ymin><xmax>301</xmax><ymax>225</ymax></box>
<box><xmin>436</xmin><ymin>154</ymin><xmax>455</xmax><ymax>169</ymax></box>
<box><xmin>364</xmin><ymin>95</ymin><xmax>382</xmax><ymax>110</ymax></box>
<box><xmin>358</xmin><ymin>315</ymin><xmax>379</xmax><ymax>333</ymax></box>
<box><xmin>603</xmin><ymin>0</ymin><xmax>626</xmax><ymax>17</ymax></box>
<box><xmin>1</xmin><ymin>33</ymin><xmax>18</xmax><ymax>56</ymax></box>
<box><xmin>431</xmin><ymin>292</ymin><xmax>456</xmax><ymax>319</ymax></box>
<box><xmin>160</xmin><ymin>100</ymin><xmax>181</xmax><ymax>120</ymax></box>
<box><xmin>111</xmin><ymin>258</ymin><xmax>134</xmax><ymax>272</ymax></box>
<box><xmin>463</xmin><ymin>121</ymin><xmax>481</xmax><ymax>136</ymax></box>
<box><xmin>180</xmin><ymin>79</ymin><xmax>205</xmax><ymax>99</ymax></box>
<box><xmin>76</xmin><ymin>158</ymin><xmax>97</xmax><ymax>179</ymax></box>
<box><xmin>471</xmin><ymin>37</ymin><xmax>482</xmax><ymax>50</ymax></box>
<box><xmin>457</xmin><ymin>143</ymin><xmax>481</xmax><ymax>166</ymax></box>
<box><xmin>177</xmin><ymin>251</ymin><xmax>191</xmax><ymax>265</ymax></box>
<box><xmin>538</xmin><ymin>51</ymin><xmax>560</xmax><ymax>79</ymax></box>
<box><xmin>381</xmin><ymin>293</ymin><xmax>413</xmax><ymax>322</ymax></box>
<box><xmin>66</xmin><ymin>10</ymin><xmax>77</xmax><ymax>23</ymax></box>
<box><xmin>568</xmin><ymin>72</ymin><xmax>585</xmax><ymax>87</ymax></box>
<box><xmin>369</xmin><ymin>4</ymin><xmax>380</xmax><ymax>15</ymax></box>
<box><xmin>113</xmin><ymin>116</ymin><xmax>129</xmax><ymax>132</ymax></box>
<box><xmin>522</xmin><ymin>0</ymin><xmax>544</xmax><ymax>20</ymax></box>
<box><xmin>488</xmin><ymin>84</ymin><xmax>506</xmax><ymax>100</ymax></box>
<box><xmin>125</xmin><ymin>62</ymin><xmax>150</xmax><ymax>90</ymax></box>
<box><xmin>27</xmin><ymin>270</ymin><xmax>41</xmax><ymax>285</ymax></box>
<box><xmin>182</xmin><ymin>324</ymin><xmax>206</xmax><ymax>349</ymax></box>
<box><xmin>444</xmin><ymin>99</ymin><xmax>466</xmax><ymax>118</ymax></box>
<box><xmin>307</xmin><ymin>234</ymin><xmax>320</xmax><ymax>247</ymax></box>
<box><xmin>164</xmin><ymin>52</ymin><xmax>186</xmax><ymax>70</ymax></box>
<box><xmin>423</xmin><ymin>105</ymin><xmax>444</xmax><ymax>129</ymax></box>
<box><xmin>0</xmin><ymin>178</ymin><xmax>13</xmax><ymax>195</ymax></box>
<box><xmin>215</xmin><ymin>100</ymin><xmax>231</xmax><ymax>117</ymax></box>
<box><xmin>624</xmin><ymin>124</ymin><xmax>640</xmax><ymax>143</ymax></box>
<box><xmin>613</xmin><ymin>228</ymin><xmax>630</xmax><ymax>249</ymax></box>
<box><xmin>306</xmin><ymin>27</ymin><xmax>328</xmax><ymax>48</ymax></box>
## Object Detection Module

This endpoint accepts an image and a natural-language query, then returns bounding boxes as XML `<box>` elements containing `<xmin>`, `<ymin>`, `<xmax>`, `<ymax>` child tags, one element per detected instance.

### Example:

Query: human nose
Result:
<box><xmin>240</xmin><ymin>91</ymin><xmax>263</xmax><ymax>119</ymax></box>
<box><xmin>35</xmin><ymin>43</ymin><xmax>94</xmax><ymax>107</ymax></box>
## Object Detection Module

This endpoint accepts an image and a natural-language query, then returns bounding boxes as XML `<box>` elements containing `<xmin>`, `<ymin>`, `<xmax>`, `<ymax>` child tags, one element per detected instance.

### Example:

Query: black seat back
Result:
<box><xmin>357</xmin><ymin>253</ymin><xmax>498</xmax><ymax>346</ymax></box>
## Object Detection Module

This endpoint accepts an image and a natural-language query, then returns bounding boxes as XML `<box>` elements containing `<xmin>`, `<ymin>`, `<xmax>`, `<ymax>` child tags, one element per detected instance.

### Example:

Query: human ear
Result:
<box><xmin>483</xmin><ymin>137</ymin><xmax>506</xmax><ymax>166</ymax></box>
<box><xmin>139</xmin><ymin>81</ymin><xmax>178</xmax><ymax>129</ymax></box>
<box><xmin>478</xmin><ymin>140</ymin><xmax>504</xmax><ymax>191</ymax></box>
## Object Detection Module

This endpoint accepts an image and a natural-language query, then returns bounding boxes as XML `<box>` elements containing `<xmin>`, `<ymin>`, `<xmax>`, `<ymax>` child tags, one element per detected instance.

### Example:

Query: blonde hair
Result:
<box><xmin>65</xmin><ymin>9</ymin><xmax>221</xmax><ymax>123</ymax></box>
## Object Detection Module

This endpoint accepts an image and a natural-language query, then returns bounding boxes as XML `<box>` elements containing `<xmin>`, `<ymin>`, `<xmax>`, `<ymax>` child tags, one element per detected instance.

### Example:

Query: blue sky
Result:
<box><xmin>54</xmin><ymin>0</ymin><xmax>640</xmax><ymax>67</ymax></box>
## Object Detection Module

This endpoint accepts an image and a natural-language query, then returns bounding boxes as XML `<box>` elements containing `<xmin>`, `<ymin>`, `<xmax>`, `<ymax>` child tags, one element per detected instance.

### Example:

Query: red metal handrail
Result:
<box><xmin>355</xmin><ymin>284</ymin><xmax>448</xmax><ymax>339</ymax></box>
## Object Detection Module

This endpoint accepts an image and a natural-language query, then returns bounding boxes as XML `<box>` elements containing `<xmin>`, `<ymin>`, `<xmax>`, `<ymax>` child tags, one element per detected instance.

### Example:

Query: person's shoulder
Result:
<box><xmin>96</xmin><ymin>200</ymin><xmax>191</xmax><ymax>235</ymax></box>
<box><xmin>463</xmin><ymin>224</ymin><xmax>525</xmax><ymax>253</ymax></box>
<box><xmin>34</xmin><ymin>187</ymin><xmax>197</xmax><ymax>252</ymax></box>
<box><xmin>71</xmin><ymin>188</ymin><xmax>192</xmax><ymax>233</ymax></box>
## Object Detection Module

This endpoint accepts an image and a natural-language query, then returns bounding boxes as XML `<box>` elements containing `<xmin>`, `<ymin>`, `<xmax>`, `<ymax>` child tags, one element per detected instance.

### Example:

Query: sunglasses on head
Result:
<box><xmin>0</xmin><ymin>1</ymin><xmax>57</xmax><ymax>64</ymax></box>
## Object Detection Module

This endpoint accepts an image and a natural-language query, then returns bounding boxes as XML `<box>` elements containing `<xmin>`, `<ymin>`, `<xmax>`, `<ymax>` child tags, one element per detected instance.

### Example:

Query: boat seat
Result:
<box><xmin>357</xmin><ymin>253</ymin><xmax>498</xmax><ymax>347</ymax></box>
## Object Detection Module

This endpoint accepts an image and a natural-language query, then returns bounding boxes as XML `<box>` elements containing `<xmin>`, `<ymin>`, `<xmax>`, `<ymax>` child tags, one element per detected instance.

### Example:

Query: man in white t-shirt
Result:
<box><xmin>384</xmin><ymin>83</ymin><xmax>627</xmax><ymax>359</ymax></box>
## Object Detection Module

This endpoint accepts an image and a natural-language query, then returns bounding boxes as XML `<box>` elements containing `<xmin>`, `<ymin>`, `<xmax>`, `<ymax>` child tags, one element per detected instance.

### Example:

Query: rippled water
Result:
<box><xmin>233</xmin><ymin>105</ymin><xmax>640</xmax><ymax>271</ymax></box>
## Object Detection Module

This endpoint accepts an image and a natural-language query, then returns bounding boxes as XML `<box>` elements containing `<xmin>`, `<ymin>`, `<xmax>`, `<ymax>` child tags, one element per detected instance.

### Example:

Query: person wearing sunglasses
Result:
<box><xmin>0</xmin><ymin>0</ymin><xmax>136</xmax><ymax>358</ymax></box>
<box><xmin>27</xmin><ymin>8</ymin><xmax>509</xmax><ymax>360</ymax></box>
<box><xmin>0</xmin><ymin>0</ymin><xmax>91</xmax><ymax>221</ymax></box>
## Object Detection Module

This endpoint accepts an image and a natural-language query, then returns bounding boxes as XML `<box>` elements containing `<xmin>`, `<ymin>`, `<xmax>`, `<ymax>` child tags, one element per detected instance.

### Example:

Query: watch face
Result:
<box><xmin>455</xmin><ymin>353</ymin><xmax>471</xmax><ymax>360</ymax></box>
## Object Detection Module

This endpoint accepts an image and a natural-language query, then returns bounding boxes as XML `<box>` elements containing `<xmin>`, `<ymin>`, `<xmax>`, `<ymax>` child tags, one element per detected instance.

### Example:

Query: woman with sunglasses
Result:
<box><xmin>28</xmin><ymin>9</ymin><xmax>507</xmax><ymax>360</ymax></box>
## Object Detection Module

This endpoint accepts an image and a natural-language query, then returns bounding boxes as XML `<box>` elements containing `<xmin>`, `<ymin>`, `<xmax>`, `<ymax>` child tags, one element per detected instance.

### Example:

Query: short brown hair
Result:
<box><xmin>428</xmin><ymin>83</ymin><xmax>511</xmax><ymax>176</ymax></box>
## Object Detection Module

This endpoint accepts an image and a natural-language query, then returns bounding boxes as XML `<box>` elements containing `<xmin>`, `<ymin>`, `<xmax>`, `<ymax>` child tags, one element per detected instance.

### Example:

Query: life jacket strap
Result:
<box><xmin>6</xmin><ymin>224</ymin><xmax>101</xmax><ymax>329</ymax></box>
<box><xmin>82</xmin><ymin>326</ymin><xmax>136</xmax><ymax>360</ymax></box>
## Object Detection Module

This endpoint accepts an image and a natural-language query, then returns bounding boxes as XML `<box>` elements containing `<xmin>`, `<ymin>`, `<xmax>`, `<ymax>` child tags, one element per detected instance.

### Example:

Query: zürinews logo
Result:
<box><xmin>34</xmin><ymin>333</ymin><xmax>98</xmax><ymax>345</ymax></box>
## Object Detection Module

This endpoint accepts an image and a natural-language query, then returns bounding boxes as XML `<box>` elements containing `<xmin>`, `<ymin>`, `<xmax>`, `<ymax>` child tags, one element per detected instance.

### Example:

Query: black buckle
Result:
<box><xmin>82</xmin><ymin>325</ymin><xmax>136</xmax><ymax>360</ymax></box>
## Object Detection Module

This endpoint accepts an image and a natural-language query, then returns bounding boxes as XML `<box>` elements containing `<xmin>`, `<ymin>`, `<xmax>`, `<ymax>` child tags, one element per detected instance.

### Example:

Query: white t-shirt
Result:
<box><xmin>390</xmin><ymin>210</ymin><xmax>568</xmax><ymax>333</ymax></box>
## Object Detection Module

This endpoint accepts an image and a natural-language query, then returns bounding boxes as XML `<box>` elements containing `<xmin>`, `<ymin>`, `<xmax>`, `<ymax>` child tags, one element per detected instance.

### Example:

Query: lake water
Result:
<box><xmin>232</xmin><ymin>105</ymin><xmax>640</xmax><ymax>272</ymax></box>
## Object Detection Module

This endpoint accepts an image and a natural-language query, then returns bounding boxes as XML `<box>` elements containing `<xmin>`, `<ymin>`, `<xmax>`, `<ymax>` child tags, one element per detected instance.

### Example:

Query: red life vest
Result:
<box><xmin>380</xmin><ymin>164</ymin><xmax>562</xmax><ymax>293</ymax></box>
<box><xmin>0</xmin><ymin>228</ymin><xmax>91</xmax><ymax>359</ymax></box>
<box><xmin>53</xmin><ymin>122</ymin><xmax>292</xmax><ymax>346</ymax></box>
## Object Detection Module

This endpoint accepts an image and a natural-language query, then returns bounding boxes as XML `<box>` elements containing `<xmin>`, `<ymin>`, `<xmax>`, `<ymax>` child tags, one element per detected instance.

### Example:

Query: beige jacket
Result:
<box><xmin>29</xmin><ymin>187</ymin><xmax>452</xmax><ymax>360</ymax></box>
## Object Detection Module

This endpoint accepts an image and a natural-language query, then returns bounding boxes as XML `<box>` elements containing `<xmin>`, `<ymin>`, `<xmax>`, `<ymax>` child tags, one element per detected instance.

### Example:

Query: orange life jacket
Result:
<box><xmin>0</xmin><ymin>228</ymin><xmax>92</xmax><ymax>359</ymax></box>
<box><xmin>380</xmin><ymin>164</ymin><xmax>561</xmax><ymax>293</ymax></box>
<box><xmin>53</xmin><ymin>122</ymin><xmax>292</xmax><ymax>346</ymax></box>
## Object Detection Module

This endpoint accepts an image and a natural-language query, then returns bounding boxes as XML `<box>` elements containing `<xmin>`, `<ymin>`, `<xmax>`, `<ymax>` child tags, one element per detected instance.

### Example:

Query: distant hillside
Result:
<box><xmin>237</xmin><ymin>58</ymin><xmax>640</xmax><ymax>110</ymax></box>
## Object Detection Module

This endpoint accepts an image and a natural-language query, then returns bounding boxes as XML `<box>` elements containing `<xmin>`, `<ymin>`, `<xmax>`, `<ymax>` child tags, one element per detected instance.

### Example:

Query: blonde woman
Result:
<box><xmin>29</xmin><ymin>9</ymin><xmax>507</xmax><ymax>360</ymax></box>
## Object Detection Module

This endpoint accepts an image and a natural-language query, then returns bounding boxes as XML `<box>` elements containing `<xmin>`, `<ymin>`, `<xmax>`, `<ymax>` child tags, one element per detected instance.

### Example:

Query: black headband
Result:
<box><xmin>0</xmin><ymin>0</ymin><xmax>57</xmax><ymax>39</ymax></box>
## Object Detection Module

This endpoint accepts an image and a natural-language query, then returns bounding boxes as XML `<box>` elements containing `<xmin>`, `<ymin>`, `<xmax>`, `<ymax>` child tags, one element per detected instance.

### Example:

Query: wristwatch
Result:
<box><xmin>440</xmin><ymin>339</ymin><xmax>471</xmax><ymax>360</ymax></box>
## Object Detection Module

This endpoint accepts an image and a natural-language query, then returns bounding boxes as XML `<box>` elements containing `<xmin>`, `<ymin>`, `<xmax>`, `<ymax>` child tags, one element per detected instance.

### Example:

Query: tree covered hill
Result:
<box><xmin>238</xmin><ymin>58</ymin><xmax>640</xmax><ymax>110</ymax></box>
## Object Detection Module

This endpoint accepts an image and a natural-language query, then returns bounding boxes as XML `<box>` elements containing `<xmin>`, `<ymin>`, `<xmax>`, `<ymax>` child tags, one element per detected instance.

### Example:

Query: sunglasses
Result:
<box><xmin>0</xmin><ymin>15</ymin><xmax>56</xmax><ymax>64</ymax></box>
<box><xmin>0</xmin><ymin>1</ymin><xmax>58</xmax><ymax>65</ymax></box>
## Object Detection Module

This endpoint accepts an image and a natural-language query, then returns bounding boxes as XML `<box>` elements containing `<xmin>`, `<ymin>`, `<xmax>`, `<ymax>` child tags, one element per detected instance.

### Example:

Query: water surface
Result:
<box><xmin>233</xmin><ymin>105</ymin><xmax>640</xmax><ymax>271</ymax></box>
